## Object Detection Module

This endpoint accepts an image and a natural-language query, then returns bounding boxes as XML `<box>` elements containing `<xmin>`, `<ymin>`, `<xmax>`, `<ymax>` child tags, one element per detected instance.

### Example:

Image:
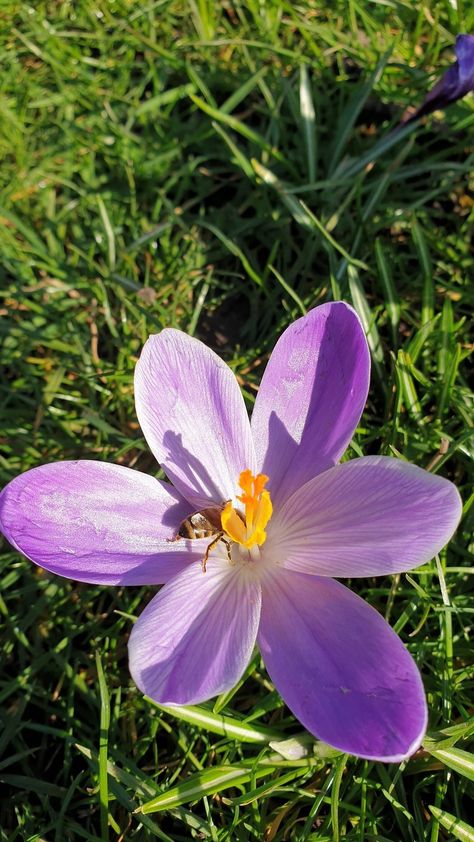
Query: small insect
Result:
<box><xmin>171</xmin><ymin>504</ymin><xmax>239</xmax><ymax>573</ymax></box>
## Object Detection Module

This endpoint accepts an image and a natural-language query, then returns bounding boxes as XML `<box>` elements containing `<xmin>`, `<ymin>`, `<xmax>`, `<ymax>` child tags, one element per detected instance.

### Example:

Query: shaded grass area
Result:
<box><xmin>0</xmin><ymin>1</ymin><xmax>473</xmax><ymax>839</ymax></box>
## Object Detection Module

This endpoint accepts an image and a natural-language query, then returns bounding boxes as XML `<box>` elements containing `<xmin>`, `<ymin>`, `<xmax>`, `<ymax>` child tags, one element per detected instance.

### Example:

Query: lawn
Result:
<box><xmin>0</xmin><ymin>1</ymin><xmax>473</xmax><ymax>840</ymax></box>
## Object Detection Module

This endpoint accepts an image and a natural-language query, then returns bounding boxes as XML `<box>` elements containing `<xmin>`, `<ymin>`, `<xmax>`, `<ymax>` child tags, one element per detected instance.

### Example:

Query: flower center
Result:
<box><xmin>221</xmin><ymin>470</ymin><xmax>273</xmax><ymax>549</ymax></box>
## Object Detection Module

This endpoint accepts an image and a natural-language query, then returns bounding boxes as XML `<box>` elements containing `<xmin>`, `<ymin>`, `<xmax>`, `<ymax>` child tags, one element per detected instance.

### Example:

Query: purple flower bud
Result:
<box><xmin>406</xmin><ymin>33</ymin><xmax>474</xmax><ymax>123</ymax></box>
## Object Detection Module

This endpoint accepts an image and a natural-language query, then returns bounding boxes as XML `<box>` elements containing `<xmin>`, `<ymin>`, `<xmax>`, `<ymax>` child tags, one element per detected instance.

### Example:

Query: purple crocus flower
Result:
<box><xmin>0</xmin><ymin>303</ymin><xmax>462</xmax><ymax>761</ymax></box>
<box><xmin>406</xmin><ymin>34</ymin><xmax>474</xmax><ymax>123</ymax></box>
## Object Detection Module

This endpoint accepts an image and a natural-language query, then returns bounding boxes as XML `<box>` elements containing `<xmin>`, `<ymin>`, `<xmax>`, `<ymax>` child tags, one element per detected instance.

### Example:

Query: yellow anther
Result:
<box><xmin>253</xmin><ymin>473</ymin><xmax>269</xmax><ymax>497</ymax></box>
<box><xmin>221</xmin><ymin>471</ymin><xmax>273</xmax><ymax>549</ymax></box>
<box><xmin>221</xmin><ymin>501</ymin><xmax>246</xmax><ymax>544</ymax></box>
<box><xmin>237</xmin><ymin>469</ymin><xmax>254</xmax><ymax>499</ymax></box>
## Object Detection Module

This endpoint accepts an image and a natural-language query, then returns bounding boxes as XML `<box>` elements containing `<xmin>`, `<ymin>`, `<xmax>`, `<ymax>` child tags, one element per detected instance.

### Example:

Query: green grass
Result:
<box><xmin>1</xmin><ymin>1</ymin><xmax>473</xmax><ymax>839</ymax></box>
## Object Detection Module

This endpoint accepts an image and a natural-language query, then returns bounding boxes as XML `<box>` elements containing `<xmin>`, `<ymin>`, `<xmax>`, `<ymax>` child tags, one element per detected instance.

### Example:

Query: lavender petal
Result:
<box><xmin>251</xmin><ymin>302</ymin><xmax>370</xmax><ymax>508</ymax></box>
<box><xmin>135</xmin><ymin>329</ymin><xmax>256</xmax><ymax>509</ymax></box>
<box><xmin>266</xmin><ymin>456</ymin><xmax>462</xmax><ymax>578</ymax></box>
<box><xmin>0</xmin><ymin>460</ymin><xmax>203</xmax><ymax>585</ymax></box>
<box><xmin>258</xmin><ymin>570</ymin><xmax>427</xmax><ymax>761</ymax></box>
<box><xmin>129</xmin><ymin>558</ymin><xmax>261</xmax><ymax>704</ymax></box>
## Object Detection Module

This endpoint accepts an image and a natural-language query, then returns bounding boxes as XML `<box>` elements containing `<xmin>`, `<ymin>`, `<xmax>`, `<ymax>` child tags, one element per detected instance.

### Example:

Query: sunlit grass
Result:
<box><xmin>0</xmin><ymin>1</ymin><xmax>473</xmax><ymax>839</ymax></box>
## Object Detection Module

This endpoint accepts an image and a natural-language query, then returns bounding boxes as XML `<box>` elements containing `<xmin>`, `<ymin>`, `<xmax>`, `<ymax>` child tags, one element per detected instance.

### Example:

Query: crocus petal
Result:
<box><xmin>0</xmin><ymin>461</ymin><xmax>205</xmax><ymax>585</ymax></box>
<box><xmin>258</xmin><ymin>570</ymin><xmax>427</xmax><ymax>761</ymax></box>
<box><xmin>406</xmin><ymin>33</ymin><xmax>474</xmax><ymax>123</ymax></box>
<box><xmin>266</xmin><ymin>456</ymin><xmax>462</xmax><ymax>578</ymax></box>
<box><xmin>251</xmin><ymin>302</ymin><xmax>370</xmax><ymax>508</ymax></box>
<box><xmin>135</xmin><ymin>329</ymin><xmax>256</xmax><ymax>509</ymax></box>
<box><xmin>128</xmin><ymin>558</ymin><xmax>261</xmax><ymax>705</ymax></box>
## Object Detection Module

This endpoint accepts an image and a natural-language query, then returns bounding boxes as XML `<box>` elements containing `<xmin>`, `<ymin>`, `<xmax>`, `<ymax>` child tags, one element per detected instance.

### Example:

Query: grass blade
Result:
<box><xmin>139</xmin><ymin>764</ymin><xmax>276</xmax><ymax>813</ymax></box>
<box><xmin>328</xmin><ymin>49</ymin><xmax>392</xmax><ymax>176</ymax></box>
<box><xmin>331</xmin><ymin>754</ymin><xmax>348</xmax><ymax>842</ymax></box>
<box><xmin>299</xmin><ymin>65</ymin><xmax>316</xmax><ymax>183</ymax></box>
<box><xmin>347</xmin><ymin>265</ymin><xmax>385</xmax><ymax>389</ymax></box>
<box><xmin>269</xmin><ymin>265</ymin><xmax>307</xmax><ymax>316</ymax></box>
<box><xmin>190</xmin><ymin>94</ymin><xmax>284</xmax><ymax>161</ymax></box>
<box><xmin>146</xmin><ymin>700</ymin><xmax>281</xmax><ymax>743</ymax></box>
<box><xmin>375</xmin><ymin>238</ymin><xmax>400</xmax><ymax>347</ymax></box>
<box><xmin>428</xmin><ymin>748</ymin><xmax>474</xmax><ymax>782</ymax></box>
<box><xmin>95</xmin><ymin>652</ymin><xmax>110</xmax><ymax>841</ymax></box>
<box><xmin>429</xmin><ymin>806</ymin><xmax>474</xmax><ymax>842</ymax></box>
<box><xmin>412</xmin><ymin>219</ymin><xmax>434</xmax><ymax>327</ymax></box>
<box><xmin>252</xmin><ymin>160</ymin><xmax>368</xmax><ymax>270</ymax></box>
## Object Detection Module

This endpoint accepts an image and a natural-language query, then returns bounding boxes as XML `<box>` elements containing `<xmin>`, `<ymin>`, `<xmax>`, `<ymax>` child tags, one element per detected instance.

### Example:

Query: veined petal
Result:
<box><xmin>0</xmin><ymin>461</ymin><xmax>203</xmax><ymax>585</ymax></box>
<box><xmin>251</xmin><ymin>302</ymin><xmax>370</xmax><ymax>508</ymax></box>
<box><xmin>258</xmin><ymin>571</ymin><xmax>427</xmax><ymax>761</ymax></box>
<box><xmin>266</xmin><ymin>456</ymin><xmax>462</xmax><ymax>578</ymax></box>
<box><xmin>135</xmin><ymin>329</ymin><xmax>256</xmax><ymax>509</ymax></box>
<box><xmin>128</xmin><ymin>557</ymin><xmax>261</xmax><ymax>705</ymax></box>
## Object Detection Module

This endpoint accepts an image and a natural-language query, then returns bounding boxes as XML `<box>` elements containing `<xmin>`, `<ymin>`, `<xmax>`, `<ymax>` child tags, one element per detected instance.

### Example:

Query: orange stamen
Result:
<box><xmin>221</xmin><ymin>470</ymin><xmax>272</xmax><ymax>549</ymax></box>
